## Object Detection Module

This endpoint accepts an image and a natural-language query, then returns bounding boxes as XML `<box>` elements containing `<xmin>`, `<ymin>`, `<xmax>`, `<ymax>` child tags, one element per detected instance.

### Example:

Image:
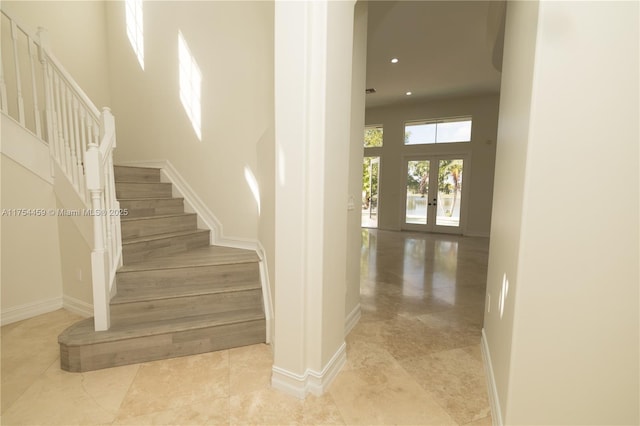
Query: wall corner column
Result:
<box><xmin>272</xmin><ymin>0</ymin><xmax>355</xmax><ymax>398</ymax></box>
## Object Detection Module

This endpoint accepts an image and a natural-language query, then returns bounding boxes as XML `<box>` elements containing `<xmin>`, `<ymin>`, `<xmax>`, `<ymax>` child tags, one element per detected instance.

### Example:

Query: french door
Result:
<box><xmin>403</xmin><ymin>155</ymin><xmax>467</xmax><ymax>233</ymax></box>
<box><xmin>362</xmin><ymin>156</ymin><xmax>380</xmax><ymax>228</ymax></box>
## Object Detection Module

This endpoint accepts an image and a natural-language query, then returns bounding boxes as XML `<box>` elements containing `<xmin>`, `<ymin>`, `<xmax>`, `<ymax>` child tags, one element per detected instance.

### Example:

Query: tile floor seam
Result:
<box><xmin>393</xmin><ymin>352</ymin><xmax>463</xmax><ymax>426</ymax></box>
<box><xmin>1</xmin><ymin>356</ymin><xmax>60</xmax><ymax>416</ymax></box>
<box><xmin>113</xmin><ymin>363</ymin><xmax>142</xmax><ymax>422</ymax></box>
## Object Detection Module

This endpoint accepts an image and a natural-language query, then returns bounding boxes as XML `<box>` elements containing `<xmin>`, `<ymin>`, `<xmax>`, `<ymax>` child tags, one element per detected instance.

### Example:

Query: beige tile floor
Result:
<box><xmin>1</xmin><ymin>229</ymin><xmax>492</xmax><ymax>425</ymax></box>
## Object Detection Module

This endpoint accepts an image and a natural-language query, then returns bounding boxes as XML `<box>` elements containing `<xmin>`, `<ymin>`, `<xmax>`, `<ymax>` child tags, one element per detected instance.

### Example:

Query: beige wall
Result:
<box><xmin>1</xmin><ymin>1</ymin><xmax>112</xmax><ymax>109</ymax></box>
<box><xmin>55</xmin><ymin>203</ymin><xmax>93</xmax><ymax>310</ymax></box>
<box><xmin>345</xmin><ymin>1</ymin><xmax>368</xmax><ymax>328</ymax></box>
<box><xmin>257</xmin><ymin>118</ymin><xmax>276</xmax><ymax>328</ymax></box>
<box><xmin>485</xmin><ymin>1</ymin><xmax>639</xmax><ymax>424</ymax></box>
<box><xmin>106</xmin><ymin>1</ymin><xmax>274</xmax><ymax>243</ymax></box>
<box><xmin>365</xmin><ymin>94</ymin><xmax>499</xmax><ymax>236</ymax></box>
<box><xmin>0</xmin><ymin>154</ymin><xmax>63</xmax><ymax>314</ymax></box>
<box><xmin>483</xmin><ymin>0</ymin><xmax>539</xmax><ymax>421</ymax></box>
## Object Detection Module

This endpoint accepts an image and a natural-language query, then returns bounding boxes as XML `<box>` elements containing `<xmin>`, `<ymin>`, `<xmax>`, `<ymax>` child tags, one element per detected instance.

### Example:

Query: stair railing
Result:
<box><xmin>1</xmin><ymin>10</ymin><xmax>121</xmax><ymax>331</ymax></box>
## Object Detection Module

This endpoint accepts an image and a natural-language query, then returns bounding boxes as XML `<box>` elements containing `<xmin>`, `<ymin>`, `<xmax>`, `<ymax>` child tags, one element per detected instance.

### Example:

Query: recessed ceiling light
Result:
<box><xmin>390</xmin><ymin>58</ymin><xmax>399</xmax><ymax>64</ymax></box>
<box><xmin>406</xmin><ymin>91</ymin><xmax>412</xmax><ymax>96</ymax></box>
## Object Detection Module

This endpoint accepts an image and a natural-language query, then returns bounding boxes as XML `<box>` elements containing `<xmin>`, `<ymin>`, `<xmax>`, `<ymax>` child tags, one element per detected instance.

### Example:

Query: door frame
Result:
<box><xmin>401</xmin><ymin>153</ymin><xmax>471</xmax><ymax>234</ymax></box>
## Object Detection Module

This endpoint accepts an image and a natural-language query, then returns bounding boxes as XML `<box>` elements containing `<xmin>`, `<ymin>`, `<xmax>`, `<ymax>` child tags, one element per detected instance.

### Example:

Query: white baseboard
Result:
<box><xmin>481</xmin><ymin>328</ymin><xmax>503</xmax><ymax>426</ymax></box>
<box><xmin>63</xmin><ymin>295</ymin><xmax>93</xmax><ymax>318</ymax></box>
<box><xmin>1</xmin><ymin>297</ymin><xmax>63</xmax><ymax>326</ymax></box>
<box><xmin>345</xmin><ymin>303</ymin><xmax>361</xmax><ymax>336</ymax></box>
<box><xmin>272</xmin><ymin>342</ymin><xmax>347</xmax><ymax>399</ymax></box>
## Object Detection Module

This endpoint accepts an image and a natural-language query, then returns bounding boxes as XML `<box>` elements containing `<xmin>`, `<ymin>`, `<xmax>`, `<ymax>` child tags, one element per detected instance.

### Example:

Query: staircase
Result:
<box><xmin>58</xmin><ymin>166</ymin><xmax>266</xmax><ymax>372</ymax></box>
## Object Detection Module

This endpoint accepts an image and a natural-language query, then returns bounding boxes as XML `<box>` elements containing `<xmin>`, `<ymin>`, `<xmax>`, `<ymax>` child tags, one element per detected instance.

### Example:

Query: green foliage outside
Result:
<box><xmin>407</xmin><ymin>159</ymin><xmax>463</xmax><ymax>217</ymax></box>
<box><xmin>364</xmin><ymin>127</ymin><xmax>383</xmax><ymax>148</ymax></box>
<box><xmin>362</xmin><ymin>128</ymin><xmax>382</xmax><ymax>209</ymax></box>
<box><xmin>362</xmin><ymin>157</ymin><xmax>379</xmax><ymax>209</ymax></box>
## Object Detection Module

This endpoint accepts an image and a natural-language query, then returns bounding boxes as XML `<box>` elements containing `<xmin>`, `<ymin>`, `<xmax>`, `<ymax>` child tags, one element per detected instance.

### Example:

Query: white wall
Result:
<box><xmin>0</xmin><ymin>154</ymin><xmax>63</xmax><ymax>323</ymax></box>
<box><xmin>106</xmin><ymin>1</ymin><xmax>274</xmax><ymax>243</ymax></box>
<box><xmin>344</xmin><ymin>1</ymin><xmax>368</xmax><ymax>332</ymax></box>
<box><xmin>365</xmin><ymin>94</ymin><xmax>499</xmax><ymax>236</ymax></box>
<box><xmin>484</xmin><ymin>1</ymin><xmax>639</xmax><ymax>424</ymax></box>
<box><xmin>1</xmin><ymin>1</ymin><xmax>112</xmax><ymax>109</ymax></box>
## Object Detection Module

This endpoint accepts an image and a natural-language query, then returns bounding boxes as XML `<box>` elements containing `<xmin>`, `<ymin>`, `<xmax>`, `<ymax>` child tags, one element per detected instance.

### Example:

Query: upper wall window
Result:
<box><xmin>364</xmin><ymin>125</ymin><xmax>383</xmax><ymax>147</ymax></box>
<box><xmin>178</xmin><ymin>31</ymin><xmax>202</xmax><ymax>141</ymax></box>
<box><xmin>126</xmin><ymin>0</ymin><xmax>144</xmax><ymax>70</ymax></box>
<box><xmin>404</xmin><ymin>116</ymin><xmax>472</xmax><ymax>145</ymax></box>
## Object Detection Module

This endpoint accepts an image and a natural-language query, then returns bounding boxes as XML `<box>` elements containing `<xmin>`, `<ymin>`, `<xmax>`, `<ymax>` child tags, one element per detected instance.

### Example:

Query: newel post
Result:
<box><xmin>100</xmin><ymin>107</ymin><xmax>115</xmax><ymax>143</ymax></box>
<box><xmin>85</xmin><ymin>141</ymin><xmax>111</xmax><ymax>331</ymax></box>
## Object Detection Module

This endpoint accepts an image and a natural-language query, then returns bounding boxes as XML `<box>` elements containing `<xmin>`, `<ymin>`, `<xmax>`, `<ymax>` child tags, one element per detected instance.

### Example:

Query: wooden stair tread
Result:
<box><xmin>114</xmin><ymin>165</ymin><xmax>160</xmax><ymax>170</ymax></box>
<box><xmin>120</xmin><ymin>212</ymin><xmax>195</xmax><ymax>222</ymax></box>
<box><xmin>121</xmin><ymin>229</ymin><xmax>209</xmax><ymax>245</ymax></box>
<box><xmin>111</xmin><ymin>282</ymin><xmax>261</xmax><ymax>304</ymax></box>
<box><xmin>119</xmin><ymin>245</ymin><xmax>259</xmax><ymax>271</ymax></box>
<box><xmin>59</xmin><ymin>308</ymin><xmax>265</xmax><ymax>346</ymax></box>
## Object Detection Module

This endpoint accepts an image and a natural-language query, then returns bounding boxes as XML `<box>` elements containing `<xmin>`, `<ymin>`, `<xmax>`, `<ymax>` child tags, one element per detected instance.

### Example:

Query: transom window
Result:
<box><xmin>364</xmin><ymin>125</ymin><xmax>383</xmax><ymax>147</ymax></box>
<box><xmin>178</xmin><ymin>31</ymin><xmax>202</xmax><ymax>141</ymax></box>
<box><xmin>126</xmin><ymin>0</ymin><xmax>144</xmax><ymax>70</ymax></box>
<box><xmin>404</xmin><ymin>116</ymin><xmax>472</xmax><ymax>145</ymax></box>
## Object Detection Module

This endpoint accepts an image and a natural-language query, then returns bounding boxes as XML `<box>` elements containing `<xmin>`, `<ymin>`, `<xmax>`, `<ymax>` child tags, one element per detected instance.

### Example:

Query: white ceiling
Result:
<box><xmin>365</xmin><ymin>0</ymin><xmax>505</xmax><ymax>108</ymax></box>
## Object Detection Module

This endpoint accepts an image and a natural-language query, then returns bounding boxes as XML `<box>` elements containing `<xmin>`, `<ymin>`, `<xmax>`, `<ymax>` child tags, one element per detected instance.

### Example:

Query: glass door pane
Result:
<box><xmin>405</xmin><ymin>160</ymin><xmax>430</xmax><ymax>224</ymax></box>
<box><xmin>436</xmin><ymin>159</ymin><xmax>463</xmax><ymax>227</ymax></box>
<box><xmin>362</xmin><ymin>156</ymin><xmax>380</xmax><ymax>228</ymax></box>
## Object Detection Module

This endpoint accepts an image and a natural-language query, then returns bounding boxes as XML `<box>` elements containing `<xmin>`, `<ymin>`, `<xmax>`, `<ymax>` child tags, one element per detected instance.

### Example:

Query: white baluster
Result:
<box><xmin>27</xmin><ymin>36</ymin><xmax>42</xmax><ymax>138</ymax></box>
<box><xmin>37</xmin><ymin>27</ymin><xmax>55</xmax><ymax>154</ymax></box>
<box><xmin>10</xmin><ymin>21</ymin><xmax>25</xmax><ymax>125</ymax></box>
<box><xmin>109</xmin><ymin>156</ymin><xmax>120</xmax><ymax>269</ymax></box>
<box><xmin>61</xmin><ymin>85</ymin><xmax>74</xmax><ymax>181</ymax></box>
<box><xmin>65</xmin><ymin>89</ymin><xmax>79</xmax><ymax>189</ymax></box>
<box><xmin>72</xmin><ymin>97</ymin><xmax>86</xmax><ymax>199</ymax></box>
<box><xmin>0</xmin><ymin>45</ymin><xmax>7</xmax><ymax>113</ymax></box>
<box><xmin>104</xmin><ymin>162</ymin><xmax>114</xmax><ymax>269</ymax></box>
<box><xmin>94</xmin><ymin>121</ymin><xmax>101</xmax><ymax>148</ymax></box>
<box><xmin>79</xmin><ymin>108</ymin><xmax>90</xmax><ymax>201</ymax></box>
<box><xmin>53</xmin><ymin>73</ymin><xmax>66</xmax><ymax>171</ymax></box>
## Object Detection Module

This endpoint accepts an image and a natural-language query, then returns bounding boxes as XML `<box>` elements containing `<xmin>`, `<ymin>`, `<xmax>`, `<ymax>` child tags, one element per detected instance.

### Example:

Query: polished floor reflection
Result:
<box><xmin>1</xmin><ymin>229</ymin><xmax>491</xmax><ymax>425</ymax></box>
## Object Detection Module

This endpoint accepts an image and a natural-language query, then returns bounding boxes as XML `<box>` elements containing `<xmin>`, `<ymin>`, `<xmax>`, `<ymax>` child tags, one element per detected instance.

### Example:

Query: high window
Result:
<box><xmin>364</xmin><ymin>125</ymin><xmax>383</xmax><ymax>147</ymax></box>
<box><xmin>178</xmin><ymin>31</ymin><xmax>202</xmax><ymax>140</ymax></box>
<box><xmin>126</xmin><ymin>0</ymin><xmax>144</xmax><ymax>70</ymax></box>
<box><xmin>404</xmin><ymin>116</ymin><xmax>472</xmax><ymax>145</ymax></box>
